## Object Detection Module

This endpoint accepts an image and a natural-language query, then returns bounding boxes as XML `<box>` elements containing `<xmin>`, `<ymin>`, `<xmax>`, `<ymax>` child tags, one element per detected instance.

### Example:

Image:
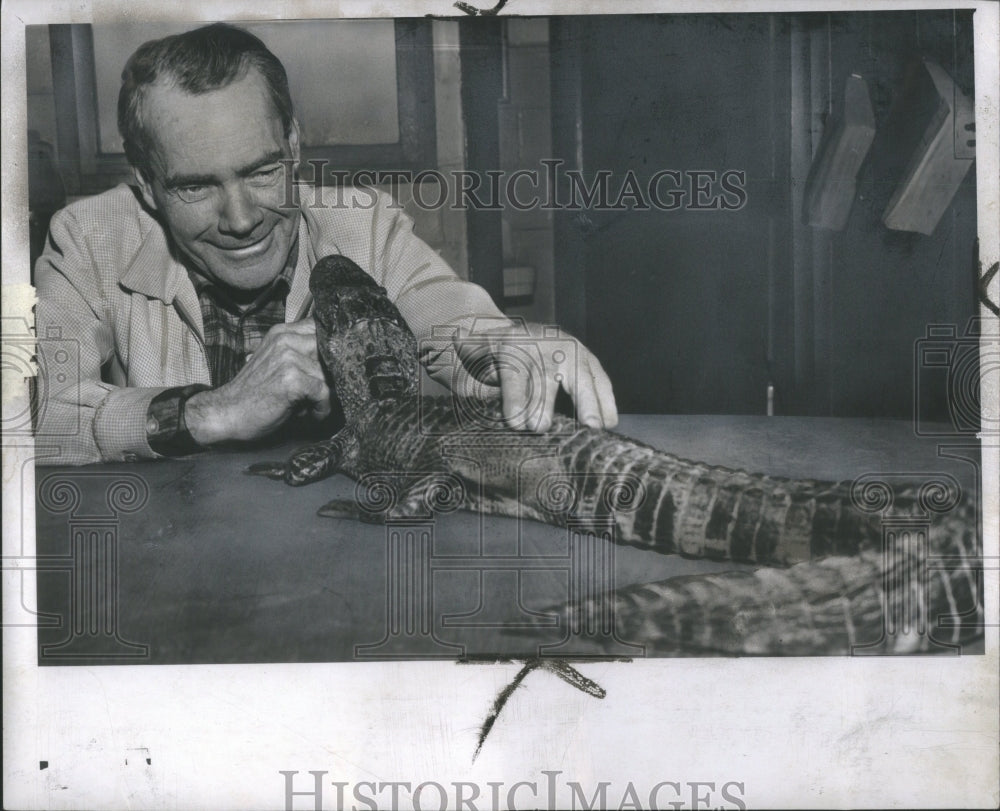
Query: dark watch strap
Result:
<box><xmin>146</xmin><ymin>384</ymin><xmax>211</xmax><ymax>457</ymax></box>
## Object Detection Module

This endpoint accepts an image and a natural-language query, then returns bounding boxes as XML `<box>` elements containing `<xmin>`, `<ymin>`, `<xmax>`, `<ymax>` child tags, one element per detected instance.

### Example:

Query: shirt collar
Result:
<box><xmin>187</xmin><ymin>237</ymin><xmax>298</xmax><ymax>313</ymax></box>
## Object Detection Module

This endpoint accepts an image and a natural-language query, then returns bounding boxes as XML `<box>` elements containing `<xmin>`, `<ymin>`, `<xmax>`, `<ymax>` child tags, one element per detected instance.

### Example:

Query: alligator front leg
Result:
<box><xmin>246</xmin><ymin>426</ymin><xmax>359</xmax><ymax>486</ymax></box>
<box><xmin>318</xmin><ymin>470</ymin><xmax>471</xmax><ymax>523</ymax></box>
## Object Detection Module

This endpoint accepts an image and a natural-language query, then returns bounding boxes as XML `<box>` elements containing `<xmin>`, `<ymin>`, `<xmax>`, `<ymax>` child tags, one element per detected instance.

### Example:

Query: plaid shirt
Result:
<box><xmin>188</xmin><ymin>241</ymin><xmax>298</xmax><ymax>386</ymax></box>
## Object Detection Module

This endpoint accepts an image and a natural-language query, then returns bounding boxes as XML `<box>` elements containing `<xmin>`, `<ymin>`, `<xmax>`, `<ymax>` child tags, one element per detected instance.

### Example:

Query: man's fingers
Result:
<box><xmin>302</xmin><ymin>369</ymin><xmax>332</xmax><ymax>420</ymax></box>
<box><xmin>569</xmin><ymin>367</ymin><xmax>604</xmax><ymax>429</ymax></box>
<box><xmin>284</xmin><ymin>355</ymin><xmax>330</xmax><ymax>394</ymax></box>
<box><xmin>453</xmin><ymin>322</ymin><xmax>619</xmax><ymax>433</ymax></box>
<box><xmin>240</xmin><ymin>327</ymin><xmax>321</xmax><ymax>378</ymax></box>
<box><xmin>455</xmin><ymin>339</ymin><xmax>500</xmax><ymax>386</ymax></box>
<box><xmin>561</xmin><ymin>352</ymin><xmax>618</xmax><ymax>430</ymax></box>
<box><xmin>535</xmin><ymin>361</ymin><xmax>559</xmax><ymax>433</ymax></box>
<box><xmin>282</xmin><ymin>358</ymin><xmax>332</xmax><ymax>421</ymax></box>
<box><xmin>586</xmin><ymin>353</ymin><xmax>619</xmax><ymax>428</ymax></box>
<box><xmin>519</xmin><ymin>352</ymin><xmax>555</xmax><ymax>432</ymax></box>
<box><xmin>268</xmin><ymin>329</ymin><xmax>319</xmax><ymax>359</ymax></box>
<box><xmin>310</xmin><ymin>397</ymin><xmax>333</xmax><ymax>421</ymax></box>
<box><xmin>497</xmin><ymin>355</ymin><xmax>533</xmax><ymax>430</ymax></box>
<box><xmin>250</xmin><ymin>320</ymin><xmax>319</xmax><ymax>362</ymax></box>
<box><xmin>276</xmin><ymin>317</ymin><xmax>318</xmax><ymax>336</ymax></box>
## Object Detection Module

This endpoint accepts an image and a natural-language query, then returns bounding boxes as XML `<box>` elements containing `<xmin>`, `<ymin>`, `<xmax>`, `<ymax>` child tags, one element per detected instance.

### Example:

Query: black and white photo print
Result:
<box><xmin>4</xmin><ymin>1</ymin><xmax>997</xmax><ymax>808</ymax></box>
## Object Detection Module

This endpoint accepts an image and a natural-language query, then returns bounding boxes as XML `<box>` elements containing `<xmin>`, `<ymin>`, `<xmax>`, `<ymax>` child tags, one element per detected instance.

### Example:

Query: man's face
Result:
<box><xmin>136</xmin><ymin>69</ymin><xmax>300</xmax><ymax>292</ymax></box>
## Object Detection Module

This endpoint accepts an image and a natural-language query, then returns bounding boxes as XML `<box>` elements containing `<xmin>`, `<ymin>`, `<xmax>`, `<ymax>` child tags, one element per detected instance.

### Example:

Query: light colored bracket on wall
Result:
<box><xmin>803</xmin><ymin>73</ymin><xmax>876</xmax><ymax>231</ymax></box>
<box><xmin>883</xmin><ymin>59</ymin><xmax>976</xmax><ymax>236</ymax></box>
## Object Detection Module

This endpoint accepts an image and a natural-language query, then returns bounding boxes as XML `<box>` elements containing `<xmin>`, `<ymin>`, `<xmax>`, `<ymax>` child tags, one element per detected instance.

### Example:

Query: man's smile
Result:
<box><xmin>213</xmin><ymin>228</ymin><xmax>275</xmax><ymax>259</ymax></box>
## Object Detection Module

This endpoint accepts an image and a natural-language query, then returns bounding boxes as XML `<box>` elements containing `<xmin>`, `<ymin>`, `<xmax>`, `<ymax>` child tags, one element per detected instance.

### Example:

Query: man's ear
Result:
<box><xmin>133</xmin><ymin>166</ymin><xmax>159</xmax><ymax>213</ymax></box>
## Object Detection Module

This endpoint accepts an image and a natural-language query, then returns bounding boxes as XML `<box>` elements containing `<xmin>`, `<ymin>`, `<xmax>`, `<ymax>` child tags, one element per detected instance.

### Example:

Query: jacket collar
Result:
<box><xmin>288</xmin><ymin>183</ymin><xmax>342</xmax><ymax>320</ymax></box>
<box><xmin>120</xmin><ymin>214</ymin><xmax>183</xmax><ymax>303</ymax></box>
<box><xmin>120</xmin><ymin>211</ymin><xmax>204</xmax><ymax>338</ymax></box>
<box><xmin>287</xmin><ymin>213</ymin><xmax>314</xmax><ymax>320</ymax></box>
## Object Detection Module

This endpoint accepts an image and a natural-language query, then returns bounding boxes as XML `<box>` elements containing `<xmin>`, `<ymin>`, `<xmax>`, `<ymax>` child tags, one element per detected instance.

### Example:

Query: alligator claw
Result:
<box><xmin>317</xmin><ymin>499</ymin><xmax>401</xmax><ymax>524</ymax></box>
<box><xmin>317</xmin><ymin>499</ymin><xmax>365</xmax><ymax>521</ymax></box>
<box><xmin>245</xmin><ymin>462</ymin><xmax>288</xmax><ymax>480</ymax></box>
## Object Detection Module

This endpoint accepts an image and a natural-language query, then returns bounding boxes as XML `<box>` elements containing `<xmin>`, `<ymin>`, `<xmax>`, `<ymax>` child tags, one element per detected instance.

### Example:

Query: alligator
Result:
<box><xmin>249</xmin><ymin>255</ymin><xmax>983</xmax><ymax>657</ymax></box>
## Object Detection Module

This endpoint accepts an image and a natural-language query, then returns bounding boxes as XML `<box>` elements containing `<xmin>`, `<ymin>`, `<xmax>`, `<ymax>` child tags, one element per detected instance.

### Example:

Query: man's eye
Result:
<box><xmin>247</xmin><ymin>166</ymin><xmax>282</xmax><ymax>186</ymax></box>
<box><xmin>174</xmin><ymin>185</ymin><xmax>211</xmax><ymax>203</ymax></box>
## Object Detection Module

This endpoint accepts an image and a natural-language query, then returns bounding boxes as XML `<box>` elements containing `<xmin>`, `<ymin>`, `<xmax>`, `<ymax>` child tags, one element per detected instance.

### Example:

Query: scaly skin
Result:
<box><xmin>250</xmin><ymin>255</ymin><xmax>983</xmax><ymax>655</ymax></box>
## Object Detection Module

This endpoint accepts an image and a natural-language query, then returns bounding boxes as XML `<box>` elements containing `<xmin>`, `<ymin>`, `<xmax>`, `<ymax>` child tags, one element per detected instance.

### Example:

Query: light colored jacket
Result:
<box><xmin>34</xmin><ymin>183</ymin><xmax>504</xmax><ymax>464</ymax></box>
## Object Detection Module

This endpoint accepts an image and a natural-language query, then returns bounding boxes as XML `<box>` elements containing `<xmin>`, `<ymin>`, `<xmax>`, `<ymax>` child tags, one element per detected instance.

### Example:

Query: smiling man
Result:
<box><xmin>34</xmin><ymin>23</ymin><xmax>617</xmax><ymax>464</ymax></box>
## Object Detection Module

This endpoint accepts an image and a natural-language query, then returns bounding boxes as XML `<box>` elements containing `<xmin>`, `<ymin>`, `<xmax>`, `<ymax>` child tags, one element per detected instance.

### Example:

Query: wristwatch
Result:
<box><xmin>146</xmin><ymin>384</ymin><xmax>211</xmax><ymax>457</ymax></box>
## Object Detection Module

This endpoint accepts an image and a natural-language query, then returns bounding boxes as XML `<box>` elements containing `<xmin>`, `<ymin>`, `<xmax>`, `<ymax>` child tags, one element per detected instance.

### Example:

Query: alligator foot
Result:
<box><xmin>248</xmin><ymin>427</ymin><xmax>359</xmax><ymax>486</ymax></box>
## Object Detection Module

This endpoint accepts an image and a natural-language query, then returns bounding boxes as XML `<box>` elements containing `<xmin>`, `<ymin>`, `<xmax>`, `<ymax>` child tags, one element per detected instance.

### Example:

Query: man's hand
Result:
<box><xmin>455</xmin><ymin>321</ymin><xmax>618</xmax><ymax>432</ymax></box>
<box><xmin>185</xmin><ymin>319</ymin><xmax>331</xmax><ymax>445</ymax></box>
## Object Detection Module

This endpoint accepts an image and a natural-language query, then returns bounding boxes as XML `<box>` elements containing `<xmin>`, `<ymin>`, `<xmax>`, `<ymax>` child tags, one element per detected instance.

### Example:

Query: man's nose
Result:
<box><xmin>217</xmin><ymin>181</ymin><xmax>264</xmax><ymax>237</ymax></box>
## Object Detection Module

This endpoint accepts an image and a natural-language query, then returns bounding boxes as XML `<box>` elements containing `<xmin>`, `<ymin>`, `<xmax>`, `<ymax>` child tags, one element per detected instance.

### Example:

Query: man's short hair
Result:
<box><xmin>118</xmin><ymin>23</ymin><xmax>294</xmax><ymax>176</ymax></box>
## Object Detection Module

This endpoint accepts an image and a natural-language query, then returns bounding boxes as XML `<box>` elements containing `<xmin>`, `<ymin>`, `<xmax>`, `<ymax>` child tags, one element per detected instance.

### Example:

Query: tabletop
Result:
<box><xmin>33</xmin><ymin>414</ymin><xmax>980</xmax><ymax>665</ymax></box>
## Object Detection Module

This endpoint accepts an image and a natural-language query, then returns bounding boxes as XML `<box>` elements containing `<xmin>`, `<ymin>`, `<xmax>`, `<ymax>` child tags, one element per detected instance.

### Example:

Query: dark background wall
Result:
<box><xmin>547</xmin><ymin>12</ymin><xmax>977</xmax><ymax>420</ymax></box>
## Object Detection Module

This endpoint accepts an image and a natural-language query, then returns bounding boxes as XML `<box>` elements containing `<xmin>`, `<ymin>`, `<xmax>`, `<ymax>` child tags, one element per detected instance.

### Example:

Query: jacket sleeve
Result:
<box><xmin>34</xmin><ymin>207</ymin><xmax>168</xmax><ymax>465</ymax></box>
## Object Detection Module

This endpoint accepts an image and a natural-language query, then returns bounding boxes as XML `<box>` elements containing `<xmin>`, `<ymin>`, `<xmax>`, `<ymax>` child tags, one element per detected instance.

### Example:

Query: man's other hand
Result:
<box><xmin>455</xmin><ymin>321</ymin><xmax>618</xmax><ymax>433</ymax></box>
<box><xmin>185</xmin><ymin>319</ymin><xmax>331</xmax><ymax>445</ymax></box>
